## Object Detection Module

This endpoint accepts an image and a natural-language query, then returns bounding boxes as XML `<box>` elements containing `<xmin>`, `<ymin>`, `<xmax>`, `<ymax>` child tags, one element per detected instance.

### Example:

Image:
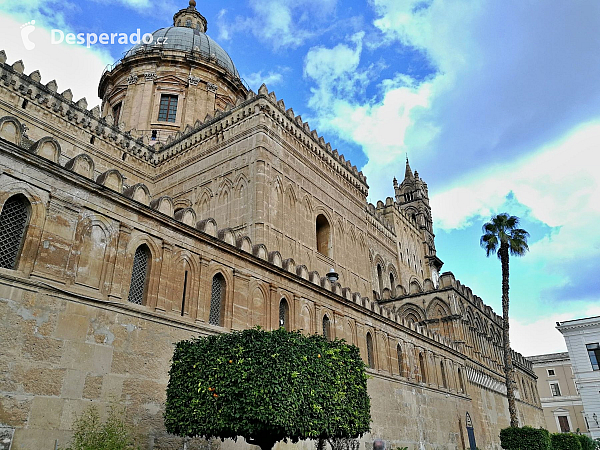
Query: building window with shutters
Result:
<box><xmin>209</xmin><ymin>273</ymin><xmax>225</xmax><ymax>326</ymax></box>
<box><xmin>0</xmin><ymin>195</ymin><xmax>30</xmax><ymax>270</ymax></box>
<box><xmin>557</xmin><ymin>415</ymin><xmax>570</xmax><ymax>433</ymax></box>
<box><xmin>279</xmin><ymin>298</ymin><xmax>289</xmax><ymax>330</ymax></box>
<box><xmin>549</xmin><ymin>382</ymin><xmax>562</xmax><ymax>397</ymax></box>
<box><xmin>127</xmin><ymin>244</ymin><xmax>151</xmax><ymax>305</ymax></box>
<box><xmin>158</xmin><ymin>94</ymin><xmax>178</xmax><ymax>123</ymax></box>
<box><xmin>586</xmin><ymin>343</ymin><xmax>600</xmax><ymax>370</ymax></box>
<box><xmin>112</xmin><ymin>102</ymin><xmax>122</xmax><ymax>124</ymax></box>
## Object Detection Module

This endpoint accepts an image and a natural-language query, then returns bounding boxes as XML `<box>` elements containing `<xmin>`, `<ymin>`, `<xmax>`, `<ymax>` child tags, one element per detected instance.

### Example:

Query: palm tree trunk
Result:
<box><xmin>500</xmin><ymin>242</ymin><xmax>518</xmax><ymax>427</ymax></box>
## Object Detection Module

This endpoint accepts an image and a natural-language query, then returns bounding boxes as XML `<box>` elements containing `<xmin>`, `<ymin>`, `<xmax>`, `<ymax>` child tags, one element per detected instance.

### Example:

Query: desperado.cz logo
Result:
<box><xmin>51</xmin><ymin>29</ymin><xmax>165</xmax><ymax>48</ymax></box>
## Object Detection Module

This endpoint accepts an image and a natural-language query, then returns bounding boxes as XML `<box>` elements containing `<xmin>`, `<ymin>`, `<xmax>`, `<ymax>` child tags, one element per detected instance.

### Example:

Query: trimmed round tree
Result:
<box><xmin>165</xmin><ymin>327</ymin><xmax>371</xmax><ymax>450</ymax></box>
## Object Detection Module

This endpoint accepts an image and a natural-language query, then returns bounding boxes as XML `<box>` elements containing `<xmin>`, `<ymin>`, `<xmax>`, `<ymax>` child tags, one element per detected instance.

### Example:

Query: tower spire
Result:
<box><xmin>404</xmin><ymin>157</ymin><xmax>413</xmax><ymax>180</ymax></box>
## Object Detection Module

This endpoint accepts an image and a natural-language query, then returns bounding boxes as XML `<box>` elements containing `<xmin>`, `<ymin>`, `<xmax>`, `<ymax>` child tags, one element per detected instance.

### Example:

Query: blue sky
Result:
<box><xmin>1</xmin><ymin>0</ymin><xmax>599</xmax><ymax>356</ymax></box>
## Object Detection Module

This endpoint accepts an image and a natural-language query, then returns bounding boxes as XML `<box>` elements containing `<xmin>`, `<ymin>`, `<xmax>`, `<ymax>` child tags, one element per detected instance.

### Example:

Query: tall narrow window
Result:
<box><xmin>180</xmin><ymin>270</ymin><xmax>188</xmax><ymax>317</ymax></box>
<box><xmin>389</xmin><ymin>273</ymin><xmax>395</xmax><ymax>295</ymax></box>
<box><xmin>550</xmin><ymin>382</ymin><xmax>561</xmax><ymax>397</ymax></box>
<box><xmin>586</xmin><ymin>343</ymin><xmax>600</xmax><ymax>370</ymax></box>
<box><xmin>158</xmin><ymin>94</ymin><xmax>178</xmax><ymax>123</ymax></box>
<box><xmin>458</xmin><ymin>368</ymin><xmax>465</xmax><ymax>393</ymax></box>
<box><xmin>366</xmin><ymin>332</ymin><xmax>374</xmax><ymax>369</ymax></box>
<box><xmin>397</xmin><ymin>344</ymin><xmax>403</xmax><ymax>376</ymax></box>
<box><xmin>316</xmin><ymin>214</ymin><xmax>331</xmax><ymax>257</ymax></box>
<box><xmin>322</xmin><ymin>315</ymin><xmax>331</xmax><ymax>340</ymax></box>
<box><xmin>440</xmin><ymin>361</ymin><xmax>447</xmax><ymax>388</ymax></box>
<box><xmin>279</xmin><ymin>298</ymin><xmax>289</xmax><ymax>330</ymax></box>
<box><xmin>0</xmin><ymin>195</ymin><xmax>30</xmax><ymax>270</ymax></box>
<box><xmin>377</xmin><ymin>264</ymin><xmax>383</xmax><ymax>295</ymax></box>
<box><xmin>112</xmin><ymin>102</ymin><xmax>122</xmax><ymax>125</ymax></box>
<box><xmin>419</xmin><ymin>353</ymin><xmax>427</xmax><ymax>383</ymax></box>
<box><xmin>127</xmin><ymin>244</ymin><xmax>151</xmax><ymax>305</ymax></box>
<box><xmin>209</xmin><ymin>273</ymin><xmax>225</xmax><ymax>326</ymax></box>
<box><xmin>558</xmin><ymin>416</ymin><xmax>570</xmax><ymax>433</ymax></box>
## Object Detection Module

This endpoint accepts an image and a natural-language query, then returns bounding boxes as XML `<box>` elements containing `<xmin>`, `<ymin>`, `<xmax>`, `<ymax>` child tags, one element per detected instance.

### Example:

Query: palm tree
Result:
<box><xmin>480</xmin><ymin>213</ymin><xmax>529</xmax><ymax>428</ymax></box>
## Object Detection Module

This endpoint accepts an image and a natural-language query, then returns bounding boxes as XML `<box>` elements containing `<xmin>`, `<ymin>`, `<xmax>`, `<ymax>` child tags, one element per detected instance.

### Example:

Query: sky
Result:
<box><xmin>1</xmin><ymin>0</ymin><xmax>599</xmax><ymax>357</ymax></box>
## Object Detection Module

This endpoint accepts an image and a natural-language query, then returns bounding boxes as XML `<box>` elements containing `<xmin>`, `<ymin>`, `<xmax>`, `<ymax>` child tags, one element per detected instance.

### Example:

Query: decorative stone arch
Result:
<box><xmin>204</xmin><ymin>262</ymin><xmax>234</xmax><ymax>328</ymax></box>
<box><xmin>123</xmin><ymin>233</ymin><xmax>162</xmax><ymax>308</ymax></box>
<box><xmin>150</xmin><ymin>196</ymin><xmax>174</xmax><ymax>217</ymax></box>
<box><xmin>0</xmin><ymin>115</ymin><xmax>24</xmax><ymax>146</ymax></box>
<box><xmin>174</xmin><ymin>207</ymin><xmax>196</xmax><ymax>227</ymax></box>
<box><xmin>270</xmin><ymin>176</ymin><xmax>284</xmax><ymax>230</ymax></box>
<box><xmin>426</xmin><ymin>297</ymin><xmax>451</xmax><ymax>319</ymax></box>
<box><xmin>248</xmin><ymin>280</ymin><xmax>269</xmax><ymax>328</ymax></box>
<box><xmin>399</xmin><ymin>303</ymin><xmax>426</xmax><ymax>325</ymax></box>
<box><xmin>236</xmin><ymin>235</ymin><xmax>253</xmax><ymax>253</ymax></box>
<box><xmin>314</xmin><ymin>206</ymin><xmax>334</xmax><ymax>258</ymax></box>
<box><xmin>124</xmin><ymin>183</ymin><xmax>151</xmax><ymax>205</ymax></box>
<box><xmin>65</xmin><ymin>153</ymin><xmax>95</xmax><ymax>179</ymax></box>
<box><xmin>409</xmin><ymin>277</ymin><xmax>423</xmax><ymax>294</ymax></box>
<box><xmin>0</xmin><ymin>180</ymin><xmax>48</xmax><ymax>275</ymax></box>
<box><xmin>268</xmin><ymin>250</ymin><xmax>283</xmax><ymax>267</ymax></box>
<box><xmin>29</xmin><ymin>136</ymin><xmax>62</xmax><ymax>164</ymax></box>
<box><xmin>97</xmin><ymin>169</ymin><xmax>125</xmax><ymax>193</ymax></box>
<box><xmin>373</xmin><ymin>254</ymin><xmax>385</xmax><ymax>296</ymax></box>
<box><xmin>233</xmin><ymin>173</ymin><xmax>249</xmax><ymax>224</ymax></box>
<box><xmin>196</xmin><ymin>187</ymin><xmax>213</xmax><ymax>218</ymax></box>
<box><xmin>277</xmin><ymin>291</ymin><xmax>294</xmax><ymax>331</ymax></box>
<box><xmin>217</xmin><ymin>228</ymin><xmax>236</xmax><ymax>246</ymax></box>
<box><xmin>387</xmin><ymin>263</ymin><xmax>399</xmax><ymax>295</ymax></box>
<box><xmin>365</xmin><ymin>328</ymin><xmax>376</xmax><ymax>369</ymax></box>
<box><xmin>252</xmin><ymin>244</ymin><xmax>268</xmax><ymax>260</ymax></box>
<box><xmin>197</xmin><ymin>218</ymin><xmax>218</xmax><ymax>237</ymax></box>
<box><xmin>170</xmin><ymin>249</ymin><xmax>200</xmax><ymax>318</ymax></box>
<box><xmin>69</xmin><ymin>214</ymin><xmax>117</xmax><ymax>293</ymax></box>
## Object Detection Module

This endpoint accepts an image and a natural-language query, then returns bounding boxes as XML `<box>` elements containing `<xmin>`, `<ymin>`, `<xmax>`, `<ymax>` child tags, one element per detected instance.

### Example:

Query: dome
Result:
<box><xmin>124</xmin><ymin>27</ymin><xmax>240</xmax><ymax>79</ymax></box>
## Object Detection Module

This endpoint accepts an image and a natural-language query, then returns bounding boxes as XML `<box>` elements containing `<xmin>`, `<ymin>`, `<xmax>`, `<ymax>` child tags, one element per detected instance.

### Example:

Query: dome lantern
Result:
<box><xmin>173</xmin><ymin>0</ymin><xmax>208</xmax><ymax>33</ymax></box>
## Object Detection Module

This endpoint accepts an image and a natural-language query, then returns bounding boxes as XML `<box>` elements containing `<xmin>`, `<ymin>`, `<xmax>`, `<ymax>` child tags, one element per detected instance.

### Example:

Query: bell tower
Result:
<box><xmin>394</xmin><ymin>158</ymin><xmax>443</xmax><ymax>286</ymax></box>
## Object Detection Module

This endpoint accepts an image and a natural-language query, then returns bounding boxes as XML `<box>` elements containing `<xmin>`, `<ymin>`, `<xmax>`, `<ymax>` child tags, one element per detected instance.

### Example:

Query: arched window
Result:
<box><xmin>397</xmin><ymin>344</ymin><xmax>403</xmax><ymax>376</ymax></box>
<box><xmin>366</xmin><ymin>332</ymin><xmax>374</xmax><ymax>369</ymax></box>
<box><xmin>440</xmin><ymin>361</ymin><xmax>447</xmax><ymax>388</ymax></box>
<box><xmin>419</xmin><ymin>353</ymin><xmax>427</xmax><ymax>383</ymax></box>
<box><xmin>209</xmin><ymin>273</ymin><xmax>225</xmax><ymax>326</ymax></box>
<box><xmin>127</xmin><ymin>244</ymin><xmax>151</xmax><ymax>305</ymax></box>
<box><xmin>316</xmin><ymin>214</ymin><xmax>331</xmax><ymax>257</ymax></box>
<box><xmin>0</xmin><ymin>195</ymin><xmax>30</xmax><ymax>270</ymax></box>
<box><xmin>458</xmin><ymin>368</ymin><xmax>465</xmax><ymax>393</ymax></box>
<box><xmin>279</xmin><ymin>298</ymin><xmax>289</xmax><ymax>330</ymax></box>
<box><xmin>377</xmin><ymin>264</ymin><xmax>383</xmax><ymax>295</ymax></box>
<box><xmin>389</xmin><ymin>272</ymin><xmax>395</xmax><ymax>295</ymax></box>
<box><xmin>322</xmin><ymin>314</ymin><xmax>331</xmax><ymax>340</ymax></box>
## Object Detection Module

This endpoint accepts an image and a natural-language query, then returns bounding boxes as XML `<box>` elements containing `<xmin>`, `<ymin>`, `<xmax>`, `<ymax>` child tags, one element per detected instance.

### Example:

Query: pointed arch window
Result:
<box><xmin>366</xmin><ymin>332</ymin><xmax>374</xmax><ymax>369</ymax></box>
<box><xmin>127</xmin><ymin>244</ymin><xmax>151</xmax><ymax>305</ymax></box>
<box><xmin>323</xmin><ymin>314</ymin><xmax>331</xmax><ymax>340</ymax></box>
<box><xmin>0</xmin><ymin>195</ymin><xmax>30</xmax><ymax>270</ymax></box>
<box><xmin>316</xmin><ymin>214</ymin><xmax>331</xmax><ymax>257</ymax></box>
<box><xmin>397</xmin><ymin>344</ymin><xmax>403</xmax><ymax>376</ymax></box>
<box><xmin>279</xmin><ymin>298</ymin><xmax>289</xmax><ymax>330</ymax></box>
<box><xmin>209</xmin><ymin>273</ymin><xmax>225</xmax><ymax>326</ymax></box>
<box><xmin>419</xmin><ymin>353</ymin><xmax>427</xmax><ymax>384</ymax></box>
<box><xmin>377</xmin><ymin>264</ymin><xmax>383</xmax><ymax>295</ymax></box>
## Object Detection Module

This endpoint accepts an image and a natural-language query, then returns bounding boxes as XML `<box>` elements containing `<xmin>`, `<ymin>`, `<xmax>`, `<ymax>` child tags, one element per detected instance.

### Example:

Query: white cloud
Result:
<box><xmin>244</xmin><ymin>69</ymin><xmax>286</xmax><ymax>92</ymax></box>
<box><xmin>218</xmin><ymin>0</ymin><xmax>338</xmax><ymax>50</ymax></box>
<box><xmin>512</xmin><ymin>303</ymin><xmax>600</xmax><ymax>357</ymax></box>
<box><xmin>0</xmin><ymin>14</ymin><xmax>112</xmax><ymax>107</ymax></box>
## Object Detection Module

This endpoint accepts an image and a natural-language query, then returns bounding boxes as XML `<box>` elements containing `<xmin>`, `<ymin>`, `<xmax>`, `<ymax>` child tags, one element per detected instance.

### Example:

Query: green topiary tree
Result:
<box><xmin>499</xmin><ymin>426</ymin><xmax>551</xmax><ymax>450</ymax></box>
<box><xmin>576</xmin><ymin>433</ymin><xmax>595</xmax><ymax>450</ymax></box>
<box><xmin>165</xmin><ymin>328</ymin><xmax>371</xmax><ymax>450</ymax></box>
<box><xmin>551</xmin><ymin>433</ymin><xmax>583</xmax><ymax>450</ymax></box>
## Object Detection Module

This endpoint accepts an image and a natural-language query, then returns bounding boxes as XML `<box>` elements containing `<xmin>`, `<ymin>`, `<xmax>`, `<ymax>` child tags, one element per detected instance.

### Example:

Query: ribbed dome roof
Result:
<box><xmin>124</xmin><ymin>27</ymin><xmax>239</xmax><ymax>79</ymax></box>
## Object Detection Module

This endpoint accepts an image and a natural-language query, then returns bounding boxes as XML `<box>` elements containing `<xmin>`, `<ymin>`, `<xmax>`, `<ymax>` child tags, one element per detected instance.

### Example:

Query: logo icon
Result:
<box><xmin>21</xmin><ymin>20</ymin><xmax>36</xmax><ymax>50</ymax></box>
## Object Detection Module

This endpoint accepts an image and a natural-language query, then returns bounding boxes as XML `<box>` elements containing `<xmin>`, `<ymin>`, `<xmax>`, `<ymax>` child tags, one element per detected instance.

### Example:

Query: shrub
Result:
<box><xmin>61</xmin><ymin>403</ymin><xmax>139</xmax><ymax>450</ymax></box>
<box><xmin>165</xmin><ymin>327</ymin><xmax>371</xmax><ymax>450</ymax></box>
<box><xmin>576</xmin><ymin>434</ymin><xmax>595</xmax><ymax>450</ymax></box>
<box><xmin>500</xmin><ymin>426</ymin><xmax>551</xmax><ymax>450</ymax></box>
<box><xmin>551</xmin><ymin>433</ymin><xmax>583</xmax><ymax>450</ymax></box>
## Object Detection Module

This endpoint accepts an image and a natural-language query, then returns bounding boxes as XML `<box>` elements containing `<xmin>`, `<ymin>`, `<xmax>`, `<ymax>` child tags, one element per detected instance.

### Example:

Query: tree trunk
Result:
<box><xmin>248</xmin><ymin>436</ymin><xmax>278</xmax><ymax>450</ymax></box>
<box><xmin>500</xmin><ymin>242</ymin><xmax>518</xmax><ymax>428</ymax></box>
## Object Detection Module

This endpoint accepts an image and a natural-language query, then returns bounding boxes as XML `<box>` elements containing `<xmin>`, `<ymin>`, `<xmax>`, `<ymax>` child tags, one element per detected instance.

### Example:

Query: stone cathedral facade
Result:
<box><xmin>0</xmin><ymin>2</ymin><xmax>543</xmax><ymax>449</ymax></box>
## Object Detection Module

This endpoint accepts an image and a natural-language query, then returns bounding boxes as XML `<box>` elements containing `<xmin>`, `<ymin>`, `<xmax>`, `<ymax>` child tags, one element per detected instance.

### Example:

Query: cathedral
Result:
<box><xmin>0</xmin><ymin>2</ymin><xmax>543</xmax><ymax>449</ymax></box>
